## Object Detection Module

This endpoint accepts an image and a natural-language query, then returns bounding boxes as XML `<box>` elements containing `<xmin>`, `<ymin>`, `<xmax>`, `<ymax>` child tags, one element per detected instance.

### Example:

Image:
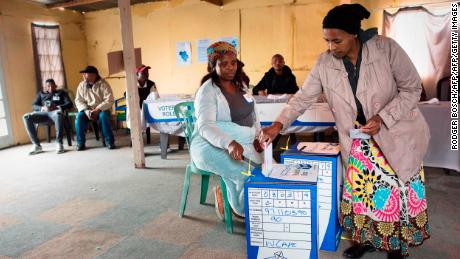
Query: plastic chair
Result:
<box><xmin>68</xmin><ymin>111</ymin><xmax>106</xmax><ymax>147</ymax></box>
<box><xmin>118</xmin><ymin>96</ymin><xmax>151</xmax><ymax>143</ymax></box>
<box><xmin>174</xmin><ymin>101</ymin><xmax>234</xmax><ymax>233</ymax></box>
<box><xmin>114</xmin><ymin>96</ymin><xmax>127</xmax><ymax>129</ymax></box>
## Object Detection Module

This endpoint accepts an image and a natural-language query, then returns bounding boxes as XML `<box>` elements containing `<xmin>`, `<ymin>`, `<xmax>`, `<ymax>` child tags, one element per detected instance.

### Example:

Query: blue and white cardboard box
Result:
<box><xmin>280</xmin><ymin>149</ymin><xmax>342</xmax><ymax>252</ymax></box>
<box><xmin>244</xmin><ymin>168</ymin><xmax>318</xmax><ymax>259</ymax></box>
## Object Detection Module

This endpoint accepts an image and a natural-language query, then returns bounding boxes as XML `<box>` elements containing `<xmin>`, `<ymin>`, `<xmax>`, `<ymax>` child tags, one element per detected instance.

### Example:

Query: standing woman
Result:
<box><xmin>259</xmin><ymin>4</ymin><xmax>430</xmax><ymax>259</ymax></box>
<box><xmin>191</xmin><ymin>41</ymin><xmax>264</xmax><ymax>219</ymax></box>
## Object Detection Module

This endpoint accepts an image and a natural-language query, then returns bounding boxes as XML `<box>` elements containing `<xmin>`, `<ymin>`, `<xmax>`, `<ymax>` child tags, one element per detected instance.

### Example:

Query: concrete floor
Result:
<box><xmin>0</xmin><ymin>132</ymin><xmax>459</xmax><ymax>258</ymax></box>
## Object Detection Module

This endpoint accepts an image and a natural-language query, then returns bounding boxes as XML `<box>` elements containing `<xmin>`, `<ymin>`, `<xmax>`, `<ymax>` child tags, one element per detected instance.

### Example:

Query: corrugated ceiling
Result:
<box><xmin>30</xmin><ymin>0</ymin><xmax>167</xmax><ymax>12</ymax></box>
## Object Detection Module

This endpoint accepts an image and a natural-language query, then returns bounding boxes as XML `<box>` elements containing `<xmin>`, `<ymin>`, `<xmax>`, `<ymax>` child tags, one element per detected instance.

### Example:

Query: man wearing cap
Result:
<box><xmin>74</xmin><ymin>65</ymin><xmax>115</xmax><ymax>150</ymax></box>
<box><xmin>23</xmin><ymin>78</ymin><xmax>73</xmax><ymax>155</ymax></box>
<box><xmin>133</xmin><ymin>65</ymin><xmax>159</xmax><ymax>106</ymax></box>
<box><xmin>124</xmin><ymin>64</ymin><xmax>159</xmax><ymax>133</ymax></box>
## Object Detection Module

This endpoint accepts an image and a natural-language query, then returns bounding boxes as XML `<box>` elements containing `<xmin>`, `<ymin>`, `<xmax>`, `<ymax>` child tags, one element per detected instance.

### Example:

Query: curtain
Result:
<box><xmin>383</xmin><ymin>6</ymin><xmax>451</xmax><ymax>99</ymax></box>
<box><xmin>31</xmin><ymin>24</ymin><xmax>67</xmax><ymax>91</ymax></box>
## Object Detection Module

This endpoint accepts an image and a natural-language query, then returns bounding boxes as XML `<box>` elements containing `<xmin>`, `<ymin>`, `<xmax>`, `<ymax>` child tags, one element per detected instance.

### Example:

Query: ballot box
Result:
<box><xmin>244</xmin><ymin>167</ymin><xmax>318</xmax><ymax>259</ymax></box>
<box><xmin>280</xmin><ymin>148</ymin><xmax>342</xmax><ymax>252</ymax></box>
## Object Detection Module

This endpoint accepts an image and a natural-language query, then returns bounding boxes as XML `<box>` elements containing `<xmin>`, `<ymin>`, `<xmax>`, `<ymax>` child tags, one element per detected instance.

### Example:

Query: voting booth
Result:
<box><xmin>245</xmin><ymin>168</ymin><xmax>319</xmax><ymax>259</ymax></box>
<box><xmin>244</xmin><ymin>142</ymin><xmax>342</xmax><ymax>259</ymax></box>
<box><xmin>280</xmin><ymin>147</ymin><xmax>342</xmax><ymax>252</ymax></box>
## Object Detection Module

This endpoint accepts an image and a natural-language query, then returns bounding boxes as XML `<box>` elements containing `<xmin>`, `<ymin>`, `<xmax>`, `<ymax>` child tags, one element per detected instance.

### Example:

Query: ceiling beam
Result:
<box><xmin>201</xmin><ymin>0</ymin><xmax>223</xmax><ymax>7</ymax></box>
<box><xmin>46</xmin><ymin>0</ymin><xmax>106</xmax><ymax>9</ymax></box>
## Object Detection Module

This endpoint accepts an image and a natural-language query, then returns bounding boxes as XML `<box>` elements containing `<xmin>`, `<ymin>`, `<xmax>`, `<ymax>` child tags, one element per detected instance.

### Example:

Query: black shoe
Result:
<box><xmin>108</xmin><ymin>144</ymin><xmax>116</xmax><ymax>150</ymax></box>
<box><xmin>343</xmin><ymin>243</ymin><xmax>376</xmax><ymax>258</ymax></box>
<box><xmin>76</xmin><ymin>144</ymin><xmax>86</xmax><ymax>151</ymax></box>
<box><xmin>388</xmin><ymin>250</ymin><xmax>406</xmax><ymax>259</ymax></box>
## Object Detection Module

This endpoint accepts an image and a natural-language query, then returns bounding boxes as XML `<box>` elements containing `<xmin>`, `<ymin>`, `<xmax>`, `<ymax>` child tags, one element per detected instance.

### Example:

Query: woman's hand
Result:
<box><xmin>253</xmin><ymin>139</ymin><xmax>263</xmax><ymax>153</ymax></box>
<box><xmin>360</xmin><ymin>115</ymin><xmax>382</xmax><ymax>136</ymax></box>
<box><xmin>228</xmin><ymin>140</ymin><xmax>244</xmax><ymax>160</ymax></box>
<box><xmin>258</xmin><ymin>121</ymin><xmax>283</xmax><ymax>147</ymax></box>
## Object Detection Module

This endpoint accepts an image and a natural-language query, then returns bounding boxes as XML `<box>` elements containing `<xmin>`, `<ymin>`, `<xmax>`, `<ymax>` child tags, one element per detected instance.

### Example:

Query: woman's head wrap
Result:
<box><xmin>322</xmin><ymin>4</ymin><xmax>370</xmax><ymax>35</ymax></box>
<box><xmin>207</xmin><ymin>41</ymin><xmax>237</xmax><ymax>64</ymax></box>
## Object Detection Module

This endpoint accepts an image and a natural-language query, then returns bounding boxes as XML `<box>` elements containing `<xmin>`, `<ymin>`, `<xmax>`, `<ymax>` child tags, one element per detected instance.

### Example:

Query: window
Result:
<box><xmin>383</xmin><ymin>6</ymin><xmax>451</xmax><ymax>98</ymax></box>
<box><xmin>0</xmin><ymin>80</ymin><xmax>7</xmax><ymax>137</ymax></box>
<box><xmin>0</xmin><ymin>52</ymin><xmax>12</xmax><ymax>147</ymax></box>
<box><xmin>31</xmin><ymin>23</ymin><xmax>67</xmax><ymax>90</ymax></box>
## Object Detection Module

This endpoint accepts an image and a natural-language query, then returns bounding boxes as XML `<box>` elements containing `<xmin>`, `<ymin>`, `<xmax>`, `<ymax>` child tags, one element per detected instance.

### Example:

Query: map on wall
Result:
<box><xmin>218</xmin><ymin>36</ymin><xmax>239</xmax><ymax>53</ymax></box>
<box><xmin>176</xmin><ymin>41</ymin><xmax>192</xmax><ymax>65</ymax></box>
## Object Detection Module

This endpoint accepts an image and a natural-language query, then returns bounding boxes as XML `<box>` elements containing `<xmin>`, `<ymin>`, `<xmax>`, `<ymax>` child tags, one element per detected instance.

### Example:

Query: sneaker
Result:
<box><xmin>28</xmin><ymin>144</ymin><xmax>43</xmax><ymax>155</ymax></box>
<box><xmin>108</xmin><ymin>144</ymin><xmax>116</xmax><ymax>150</ymax></box>
<box><xmin>213</xmin><ymin>185</ymin><xmax>225</xmax><ymax>221</ymax></box>
<box><xmin>56</xmin><ymin>143</ymin><xmax>65</xmax><ymax>154</ymax></box>
<box><xmin>76</xmin><ymin>144</ymin><xmax>86</xmax><ymax>151</ymax></box>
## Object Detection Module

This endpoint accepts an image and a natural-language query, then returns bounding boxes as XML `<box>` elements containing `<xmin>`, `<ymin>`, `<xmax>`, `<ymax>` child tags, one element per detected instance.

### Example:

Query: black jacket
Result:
<box><xmin>252</xmin><ymin>65</ymin><xmax>298</xmax><ymax>95</ymax></box>
<box><xmin>32</xmin><ymin>90</ymin><xmax>73</xmax><ymax>112</ymax></box>
<box><xmin>124</xmin><ymin>79</ymin><xmax>157</xmax><ymax>108</ymax></box>
<box><xmin>138</xmin><ymin>80</ymin><xmax>156</xmax><ymax>107</ymax></box>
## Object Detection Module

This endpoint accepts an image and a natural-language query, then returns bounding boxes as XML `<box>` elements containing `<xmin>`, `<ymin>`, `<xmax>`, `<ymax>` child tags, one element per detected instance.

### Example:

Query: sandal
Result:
<box><xmin>213</xmin><ymin>184</ymin><xmax>225</xmax><ymax>221</ymax></box>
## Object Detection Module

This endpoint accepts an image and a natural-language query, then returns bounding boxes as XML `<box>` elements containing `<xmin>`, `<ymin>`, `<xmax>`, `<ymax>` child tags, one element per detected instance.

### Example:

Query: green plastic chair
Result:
<box><xmin>174</xmin><ymin>101</ymin><xmax>233</xmax><ymax>233</ymax></box>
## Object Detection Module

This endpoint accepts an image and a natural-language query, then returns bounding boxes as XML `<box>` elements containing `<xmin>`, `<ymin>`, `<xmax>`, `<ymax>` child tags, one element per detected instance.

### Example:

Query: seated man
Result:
<box><xmin>124</xmin><ymin>64</ymin><xmax>158</xmax><ymax>143</ymax></box>
<box><xmin>23</xmin><ymin>79</ymin><xmax>73</xmax><ymax>155</ymax></box>
<box><xmin>127</xmin><ymin>65</ymin><xmax>185</xmax><ymax>151</ymax></box>
<box><xmin>74</xmin><ymin>66</ymin><xmax>115</xmax><ymax>150</ymax></box>
<box><xmin>134</xmin><ymin>64</ymin><xmax>159</xmax><ymax>104</ymax></box>
<box><xmin>253</xmin><ymin>54</ymin><xmax>299</xmax><ymax>158</ymax></box>
<box><xmin>124</xmin><ymin>65</ymin><xmax>159</xmax><ymax>129</ymax></box>
<box><xmin>124</xmin><ymin>65</ymin><xmax>159</xmax><ymax>123</ymax></box>
<box><xmin>252</xmin><ymin>54</ymin><xmax>299</xmax><ymax>96</ymax></box>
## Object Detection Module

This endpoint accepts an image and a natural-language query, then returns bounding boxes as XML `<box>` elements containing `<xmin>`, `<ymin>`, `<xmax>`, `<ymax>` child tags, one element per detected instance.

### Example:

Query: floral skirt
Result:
<box><xmin>340</xmin><ymin>138</ymin><xmax>430</xmax><ymax>255</ymax></box>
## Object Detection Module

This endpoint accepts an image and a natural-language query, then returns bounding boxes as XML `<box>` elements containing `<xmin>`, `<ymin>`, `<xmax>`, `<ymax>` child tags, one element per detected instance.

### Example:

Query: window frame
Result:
<box><xmin>31</xmin><ymin>23</ymin><xmax>68</xmax><ymax>91</ymax></box>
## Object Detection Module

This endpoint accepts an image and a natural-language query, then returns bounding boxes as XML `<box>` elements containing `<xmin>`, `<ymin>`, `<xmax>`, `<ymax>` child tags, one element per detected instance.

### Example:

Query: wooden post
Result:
<box><xmin>118</xmin><ymin>0</ymin><xmax>145</xmax><ymax>168</ymax></box>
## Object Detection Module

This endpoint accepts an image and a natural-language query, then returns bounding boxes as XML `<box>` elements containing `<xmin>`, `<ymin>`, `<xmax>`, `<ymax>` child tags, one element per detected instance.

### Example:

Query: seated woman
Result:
<box><xmin>190</xmin><ymin>41</ymin><xmax>264</xmax><ymax>219</ymax></box>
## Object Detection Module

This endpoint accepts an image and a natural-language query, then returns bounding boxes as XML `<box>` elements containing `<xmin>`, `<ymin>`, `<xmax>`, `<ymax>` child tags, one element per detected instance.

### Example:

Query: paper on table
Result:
<box><xmin>419</xmin><ymin>98</ymin><xmax>440</xmax><ymax>105</ymax></box>
<box><xmin>297</xmin><ymin>142</ymin><xmax>340</xmax><ymax>155</ymax></box>
<box><xmin>145</xmin><ymin>91</ymin><xmax>160</xmax><ymax>101</ymax></box>
<box><xmin>268</xmin><ymin>163</ymin><xmax>318</xmax><ymax>182</ymax></box>
<box><xmin>267</xmin><ymin>94</ymin><xmax>289</xmax><ymax>100</ymax></box>
<box><xmin>262</xmin><ymin>143</ymin><xmax>273</xmax><ymax>176</ymax></box>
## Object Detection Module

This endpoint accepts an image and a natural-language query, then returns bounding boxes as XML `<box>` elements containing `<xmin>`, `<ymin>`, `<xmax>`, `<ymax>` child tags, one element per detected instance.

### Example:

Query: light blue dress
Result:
<box><xmin>190</xmin><ymin>79</ymin><xmax>263</xmax><ymax>216</ymax></box>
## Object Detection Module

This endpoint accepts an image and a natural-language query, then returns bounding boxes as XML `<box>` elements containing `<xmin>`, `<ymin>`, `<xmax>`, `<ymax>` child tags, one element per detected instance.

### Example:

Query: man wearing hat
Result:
<box><xmin>124</xmin><ymin>64</ymin><xmax>159</xmax><ymax>131</ymax></box>
<box><xmin>74</xmin><ymin>65</ymin><xmax>115</xmax><ymax>150</ymax></box>
<box><xmin>133</xmin><ymin>65</ymin><xmax>159</xmax><ymax>106</ymax></box>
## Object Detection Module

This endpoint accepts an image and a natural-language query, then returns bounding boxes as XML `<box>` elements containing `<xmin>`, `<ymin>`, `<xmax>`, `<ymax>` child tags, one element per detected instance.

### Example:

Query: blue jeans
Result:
<box><xmin>23</xmin><ymin>110</ymin><xmax>64</xmax><ymax>145</ymax></box>
<box><xmin>75</xmin><ymin>110</ymin><xmax>114</xmax><ymax>146</ymax></box>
